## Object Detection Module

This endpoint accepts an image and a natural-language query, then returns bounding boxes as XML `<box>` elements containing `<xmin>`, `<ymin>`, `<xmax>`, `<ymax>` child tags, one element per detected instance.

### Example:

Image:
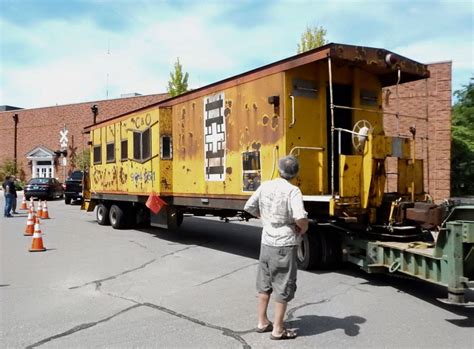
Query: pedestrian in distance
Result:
<box><xmin>10</xmin><ymin>175</ymin><xmax>18</xmax><ymax>214</ymax></box>
<box><xmin>244</xmin><ymin>155</ymin><xmax>308</xmax><ymax>340</ymax></box>
<box><xmin>2</xmin><ymin>175</ymin><xmax>13</xmax><ymax>217</ymax></box>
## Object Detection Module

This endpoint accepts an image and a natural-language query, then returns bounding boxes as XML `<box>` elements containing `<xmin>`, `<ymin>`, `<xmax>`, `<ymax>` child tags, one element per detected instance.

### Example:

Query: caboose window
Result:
<box><xmin>242</xmin><ymin>151</ymin><xmax>261</xmax><ymax>191</ymax></box>
<box><xmin>106</xmin><ymin>143</ymin><xmax>115</xmax><ymax>163</ymax></box>
<box><xmin>161</xmin><ymin>135</ymin><xmax>172</xmax><ymax>159</ymax></box>
<box><xmin>121</xmin><ymin>140</ymin><xmax>128</xmax><ymax>161</ymax></box>
<box><xmin>133</xmin><ymin>128</ymin><xmax>152</xmax><ymax>162</ymax></box>
<box><xmin>93</xmin><ymin>145</ymin><xmax>102</xmax><ymax>164</ymax></box>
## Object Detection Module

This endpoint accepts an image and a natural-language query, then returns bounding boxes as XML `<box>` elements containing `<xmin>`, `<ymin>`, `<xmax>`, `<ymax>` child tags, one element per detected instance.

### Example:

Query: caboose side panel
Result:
<box><xmin>170</xmin><ymin>72</ymin><xmax>285</xmax><ymax>199</ymax></box>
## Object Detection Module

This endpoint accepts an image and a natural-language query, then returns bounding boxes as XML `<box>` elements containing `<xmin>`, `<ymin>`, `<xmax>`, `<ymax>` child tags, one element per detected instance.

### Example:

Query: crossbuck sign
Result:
<box><xmin>60</xmin><ymin>127</ymin><xmax>69</xmax><ymax>149</ymax></box>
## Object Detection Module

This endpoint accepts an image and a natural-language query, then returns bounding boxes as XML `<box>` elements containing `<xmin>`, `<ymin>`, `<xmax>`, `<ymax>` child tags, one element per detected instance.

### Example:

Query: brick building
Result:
<box><xmin>0</xmin><ymin>93</ymin><xmax>167</xmax><ymax>182</ymax></box>
<box><xmin>0</xmin><ymin>62</ymin><xmax>452</xmax><ymax>202</ymax></box>
<box><xmin>383</xmin><ymin>62</ymin><xmax>452</xmax><ymax>203</ymax></box>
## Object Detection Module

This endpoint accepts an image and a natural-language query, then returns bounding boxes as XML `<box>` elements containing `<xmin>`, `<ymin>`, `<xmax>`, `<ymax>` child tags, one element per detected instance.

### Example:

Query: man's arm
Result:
<box><xmin>244</xmin><ymin>187</ymin><xmax>261</xmax><ymax>218</ymax></box>
<box><xmin>291</xmin><ymin>189</ymin><xmax>308</xmax><ymax>234</ymax></box>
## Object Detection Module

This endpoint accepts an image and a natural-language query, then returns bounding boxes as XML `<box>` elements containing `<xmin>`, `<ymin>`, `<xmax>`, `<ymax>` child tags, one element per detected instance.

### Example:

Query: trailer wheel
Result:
<box><xmin>96</xmin><ymin>204</ymin><xmax>110</xmax><ymax>225</ymax></box>
<box><xmin>109</xmin><ymin>204</ymin><xmax>126</xmax><ymax>229</ymax></box>
<box><xmin>319</xmin><ymin>230</ymin><xmax>342</xmax><ymax>269</ymax></box>
<box><xmin>297</xmin><ymin>232</ymin><xmax>320</xmax><ymax>270</ymax></box>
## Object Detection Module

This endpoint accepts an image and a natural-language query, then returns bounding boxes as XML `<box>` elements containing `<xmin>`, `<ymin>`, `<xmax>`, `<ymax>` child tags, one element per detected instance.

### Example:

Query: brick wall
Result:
<box><xmin>382</xmin><ymin>62</ymin><xmax>452</xmax><ymax>203</ymax></box>
<box><xmin>0</xmin><ymin>93</ymin><xmax>168</xmax><ymax>182</ymax></box>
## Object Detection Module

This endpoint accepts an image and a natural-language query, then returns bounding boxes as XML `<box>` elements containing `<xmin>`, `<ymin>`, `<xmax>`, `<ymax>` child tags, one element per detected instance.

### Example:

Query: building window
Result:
<box><xmin>93</xmin><ymin>145</ymin><xmax>102</xmax><ymax>164</ymax></box>
<box><xmin>121</xmin><ymin>140</ymin><xmax>128</xmax><ymax>161</ymax></box>
<box><xmin>106</xmin><ymin>143</ymin><xmax>115</xmax><ymax>163</ymax></box>
<box><xmin>161</xmin><ymin>135</ymin><xmax>172</xmax><ymax>159</ymax></box>
<box><xmin>133</xmin><ymin>128</ymin><xmax>151</xmax><ymax>162</ymax></box>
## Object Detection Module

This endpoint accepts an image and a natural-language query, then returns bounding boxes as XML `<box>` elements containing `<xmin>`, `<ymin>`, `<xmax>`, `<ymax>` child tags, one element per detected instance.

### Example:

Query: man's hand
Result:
<box><xmin>295</xmin><ymin>218</ymin><xmax>308</xmax><ymax>235</ymax></box>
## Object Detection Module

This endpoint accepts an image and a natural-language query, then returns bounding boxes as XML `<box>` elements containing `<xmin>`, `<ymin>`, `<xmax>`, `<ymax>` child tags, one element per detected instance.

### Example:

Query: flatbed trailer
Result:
<box><xmin>82</xmin><ymin>43</ymin><xmax>474</xmax><ymax>305</ymax></box>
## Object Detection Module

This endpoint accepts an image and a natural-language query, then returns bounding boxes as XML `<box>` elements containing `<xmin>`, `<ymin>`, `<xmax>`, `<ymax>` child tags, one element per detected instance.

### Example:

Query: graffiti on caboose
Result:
<box><xmin>130</xmin><ymin>170</ymin><xmax>156</xmax><ymax>185</ymax></box>
<box><xmin>203</xmin><ymin>92</ymin><xmax>226</xmax><ymax>181</ymax></box>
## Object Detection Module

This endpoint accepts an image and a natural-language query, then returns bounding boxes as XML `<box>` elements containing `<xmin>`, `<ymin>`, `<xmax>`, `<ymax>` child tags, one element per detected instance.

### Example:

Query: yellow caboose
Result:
<box><xmin>85</xmin><ymin>43</ymin><xmax>427</xmax><ymax>228</ymax></box>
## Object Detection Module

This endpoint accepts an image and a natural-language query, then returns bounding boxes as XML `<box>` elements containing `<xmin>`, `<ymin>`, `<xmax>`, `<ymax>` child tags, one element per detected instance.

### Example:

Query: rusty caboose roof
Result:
<box><xmin>84</xmin><ymin>43</ymin><xmax>429</xmax><ymax>131</ymax></box>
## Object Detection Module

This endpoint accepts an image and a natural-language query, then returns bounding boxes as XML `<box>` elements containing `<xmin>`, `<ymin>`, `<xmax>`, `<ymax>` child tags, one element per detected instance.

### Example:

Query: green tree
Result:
<box><xmin>167</xmin><ymin>58</ymin><xmax>189</xmax><ymax>97</ymax></box>
<box><xmin>297</xmin><ymin>25</ymin><xmax>328</xmax><ymax>53</ymax></box>
<box><xmin>451</xmin><ymin>79</ymin><xmax>474</xmax><ymax>196</ymax></box>
<box><xmin>74</xmin><ymin>149</ymin><xmax>91</xmax><ymax>171</ymax></box>
<box><xmin>0</xmin><ymin>158</ymin><xmax>17</xmax><ymax>182</ymax></box>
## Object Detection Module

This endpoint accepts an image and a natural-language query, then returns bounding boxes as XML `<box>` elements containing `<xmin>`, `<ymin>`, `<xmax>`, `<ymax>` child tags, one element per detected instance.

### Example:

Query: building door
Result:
<box><xmin>35</xmin><ymin>161</ymin><xmax>53</xmax><ymax>178</ymax></box>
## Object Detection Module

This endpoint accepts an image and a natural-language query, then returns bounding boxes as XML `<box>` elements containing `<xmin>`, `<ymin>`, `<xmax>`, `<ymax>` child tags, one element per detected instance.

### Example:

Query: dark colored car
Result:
<box><xmin>24</xmin><ymin>178</ymin><xmax>64</xmax><ymax>200</ymax></box>
<box><xmin>64</xmin><ymin>170</ymin><xmax>84</xmax><ymax>204</ymax></box>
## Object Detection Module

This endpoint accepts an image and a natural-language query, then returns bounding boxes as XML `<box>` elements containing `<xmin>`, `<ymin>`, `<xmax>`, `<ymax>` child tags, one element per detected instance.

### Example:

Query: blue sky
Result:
<box><xmin>0</xmin><ymin>0</ymin><xmax>472</xmax><ymax>109</ymax></box>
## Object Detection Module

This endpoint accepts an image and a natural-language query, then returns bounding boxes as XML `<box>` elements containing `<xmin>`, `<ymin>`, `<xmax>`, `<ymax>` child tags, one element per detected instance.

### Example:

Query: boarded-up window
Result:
<box><xmin>93</xmin><ymin>145</ymin><xmax>102</xmax><ymax>164</ymax></box>
<box><xmin>161</xmin><ymin>135</ymin><xmax>172</xmax><ymax>159</ymax></box>
<box><xmin>106</xmin><ymin>143</ymin><xmax>115</xmax><ymax>163</ymax></box>
<box><xmin>121</xmin><ymin>140</ymin><xmax>128</xmax><ymax>161</ymax></box>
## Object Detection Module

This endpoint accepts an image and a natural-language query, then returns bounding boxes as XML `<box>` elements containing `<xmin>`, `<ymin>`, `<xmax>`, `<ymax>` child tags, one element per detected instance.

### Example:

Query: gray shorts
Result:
<box><xmin>256</xmin><ymin>244</ymin><xmax>298</xmax><ymax>303</ymax></box>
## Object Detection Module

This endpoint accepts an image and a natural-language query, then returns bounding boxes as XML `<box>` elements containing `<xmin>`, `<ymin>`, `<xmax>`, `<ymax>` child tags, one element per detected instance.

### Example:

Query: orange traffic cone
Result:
<box><xmin>37</xmin><ymin>200</ymin><xmax>43</xmax><ymax>218</ymax></box>
<box><xmin>41</xmin><ymin>201</ymin><xmax>50</xmax><ymax>219</ymax></box>
<box><xmin>20</xmin><ymin>196</ymin><xmax>28</xmax><ymax>210</ymax></box>
<box><xmin>29</xmin><ymin>197</ymin><xmax>35</xmax><ymax>212</ymax></box>
<box><xmin>29</xmin><ymin>218</ymin><xmax>46</xmax><ymax>252</ymax></box>
<box><xmin>24</xmin><ymin>209</ymin><xmax>35</xmax><ymax>236</ymax></box>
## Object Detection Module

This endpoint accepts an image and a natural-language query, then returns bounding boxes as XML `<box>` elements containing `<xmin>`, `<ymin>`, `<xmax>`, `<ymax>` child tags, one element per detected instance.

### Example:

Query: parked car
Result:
<box><xmin>24</xmin><ymin>178</ymin><xmax>64</xmax><ymax>200</ymax></box>
<box><xmin>64</xmin><ymin>170</ymin><xmax>84</xmax><ymax>204</ymax></box>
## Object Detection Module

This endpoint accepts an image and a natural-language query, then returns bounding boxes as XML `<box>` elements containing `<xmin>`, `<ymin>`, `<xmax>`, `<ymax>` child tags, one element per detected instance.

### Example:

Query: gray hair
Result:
<box><xmin>278</xmin><ymin>155</ymin><xmax>299</xmax><ymax>180</ymax></box>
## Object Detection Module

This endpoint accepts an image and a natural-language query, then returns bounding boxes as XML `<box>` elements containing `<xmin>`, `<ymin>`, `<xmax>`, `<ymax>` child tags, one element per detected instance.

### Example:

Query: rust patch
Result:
<box><xmin>226</xmin><ymin>100</ymin><xmax>232</xmax><ymax>108</ymax></box>
<box><xmin>224</xmin><ymin>108</ymin><xmax>231</xmax><ymax>117</ymax></box>
<box><xmin>226</xmin><ymin>167</ymin><xmax>233</xmax><ymax>175</ymax></box>
<box><xmin>251</xmin><ymin>142</ymin><xmax>261</xmax><ymax>150</ymax></box>
<box><xmin>262</xmin><ymin>115</ymin><xmax>269</xmax><ymax>125</ymax></box>
<box><xmin>271</xmin><ymin>115</ymin><xmax>279</xmax><ymax>129</ymax></box>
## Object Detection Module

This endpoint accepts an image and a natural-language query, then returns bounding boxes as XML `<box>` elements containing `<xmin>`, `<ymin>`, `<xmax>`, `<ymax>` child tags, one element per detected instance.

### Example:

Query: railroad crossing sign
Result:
<box><xmin>60</xmin><ymin>126</ymin><xmax>69</xmax><ymax>149</ymax></box>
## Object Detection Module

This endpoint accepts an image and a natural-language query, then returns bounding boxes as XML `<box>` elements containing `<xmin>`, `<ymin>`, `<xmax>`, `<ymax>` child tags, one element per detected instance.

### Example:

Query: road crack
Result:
<box><xmin>68</xmin><ymin>259</ymin><xmax>156</xmax><ymax>290</ymax></box>
<box><xmin>25</xmin><ymin>304</ymin><xmax>141</xmax><ymax>348</ymax></box>
<box><xmin>196</xmin><ymin>262</ymin><xmax>258</xmax><ymax>286</ymax></box>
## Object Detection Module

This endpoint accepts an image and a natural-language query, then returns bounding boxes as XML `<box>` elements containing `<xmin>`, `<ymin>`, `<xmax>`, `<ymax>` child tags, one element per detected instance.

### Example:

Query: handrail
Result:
<box><xmin>289</xmin><ymin>95</ymin><xmax>295</xmax><ymax>128</ymax></box>
<box><xmin>289</xmin><ymin>146</ymin><xmax>325</xmax><ymax>156</ymax></box>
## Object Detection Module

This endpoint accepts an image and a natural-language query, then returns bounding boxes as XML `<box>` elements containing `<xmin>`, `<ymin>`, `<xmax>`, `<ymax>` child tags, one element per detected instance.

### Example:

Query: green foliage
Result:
<box><xmin>451</xmin><ymin>79</ymin><xmax>474</xmax><ymax>196</ymax></box>
<box><xmin>297</xmin><ymin>25</ymin><xmax>328</xmax><ymax>53</ymax></box>
<box><xmin>0</xmin><ymin>158</ymin><xmax>17</xmax><ymax>182</ymax></box>
<box><xmin>167</xmin><ymin>58</ymin><xmax>189</xmax><ymax>97</ymax></box>
<box><xmin>74</xmin><ymin>149</ymin><xmax>91</xmax><ymax>171</ymax></box>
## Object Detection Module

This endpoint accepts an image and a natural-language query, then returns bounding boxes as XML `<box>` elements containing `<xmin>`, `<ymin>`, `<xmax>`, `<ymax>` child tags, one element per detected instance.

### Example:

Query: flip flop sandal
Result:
<box><xmin>270</xmin><ymin>328</ymin><xmax>297</xmax><ymax>340</ymax></box>
<box><xmin>256</xmin><ymin>322</ymin><xmax>273</xmax><ymax>333</ymax></box>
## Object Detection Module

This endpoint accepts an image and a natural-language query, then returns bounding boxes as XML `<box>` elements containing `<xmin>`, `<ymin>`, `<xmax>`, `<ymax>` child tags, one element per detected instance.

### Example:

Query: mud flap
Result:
<box><xmin>150</xmin><ymin>206</ymin><xmax>179</xmax><ymax>230</ymax></box>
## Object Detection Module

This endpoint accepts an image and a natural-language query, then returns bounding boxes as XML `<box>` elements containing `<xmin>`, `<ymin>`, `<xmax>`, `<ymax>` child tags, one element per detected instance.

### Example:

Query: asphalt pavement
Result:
<box><xmin>1</xmin><ymin>193</ymin><xmax>473</xmax><ymax>348</ymax></box>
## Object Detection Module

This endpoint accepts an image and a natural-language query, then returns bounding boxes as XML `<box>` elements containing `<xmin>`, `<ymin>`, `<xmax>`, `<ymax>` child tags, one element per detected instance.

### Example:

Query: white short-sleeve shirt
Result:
<box><xmin>244</xmin><ymin>178</ymin><xmax>308</xmax><ymax>247</ymax></box>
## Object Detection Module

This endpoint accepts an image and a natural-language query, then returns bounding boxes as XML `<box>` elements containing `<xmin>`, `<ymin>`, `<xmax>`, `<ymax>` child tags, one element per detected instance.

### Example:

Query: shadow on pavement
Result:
<box><xmin>288</xmin><ymin>314</ymin><xmax>366</xmax><ymax>337</ymax></box>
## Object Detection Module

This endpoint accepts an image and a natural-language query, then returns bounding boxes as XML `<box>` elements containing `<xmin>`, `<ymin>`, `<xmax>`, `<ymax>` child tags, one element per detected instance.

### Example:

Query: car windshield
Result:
<box><xmin>29</xmin><ymin>178</ymin><xmax>50</xmax><ymax>184</ymax></box>
<box><xmin>69</xmin><ymin>171</ymin><xmax>83</xmax><ymax>180</ymax></box>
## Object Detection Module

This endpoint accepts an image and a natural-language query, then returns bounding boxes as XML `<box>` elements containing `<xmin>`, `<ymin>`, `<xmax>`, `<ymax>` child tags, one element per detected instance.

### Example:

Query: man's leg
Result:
<box><xmin>272</xmin><ymin>301</ymin><xmax>287</xmax><ymax>336</ymax></box>
<box><xmin>11</xmin><ymin>197</ymin><xmax>17</xmax><ymax>213</ymax></box>
<box><xmin>257</xmin><ymin>292</ymin><xmax>271</xmax><ymax>328</ymax></box>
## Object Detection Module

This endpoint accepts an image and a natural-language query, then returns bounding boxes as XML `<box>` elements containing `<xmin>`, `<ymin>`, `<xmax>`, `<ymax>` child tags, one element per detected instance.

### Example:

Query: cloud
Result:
<box><xmin>0</xmin><ymin>0</ymin><xmax>472</xmax><ymax>108</ymax></box>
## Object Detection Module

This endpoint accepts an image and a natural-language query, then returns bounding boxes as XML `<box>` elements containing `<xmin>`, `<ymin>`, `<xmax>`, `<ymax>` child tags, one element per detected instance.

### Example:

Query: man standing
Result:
<box><xmin>2</xmin><ymin>175</ymin><xmax>13</xmax><ymax>217</ymax></box>
<box><xmin>244</xmin><ymin>155</ymin><xmax>308</xmax><ymax>340</ymax></box>
<box><xmin>10</xmin><ymin>175</ymin><xmax>18</xmax><ymax>214</ymax></box>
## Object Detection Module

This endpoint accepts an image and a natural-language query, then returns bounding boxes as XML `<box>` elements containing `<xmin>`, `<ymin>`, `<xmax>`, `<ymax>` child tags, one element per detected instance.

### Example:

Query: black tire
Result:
<box><xmin>297</xmin><ymin>225</ymin><xmax>342</xmax><ymax>270</ymax></box>
<box><xmin>65</xmin><ymin>197</ymin><xmax>72</xmax><ymax>205</ymax></box>
<box><xmin>96</xmin><ymin>204</ymin><xmax>110</xmax><ymax>225</ymax></box>
<box><xmin>297</xmin><ymin>231</ymin><xmax>320</xmax><ymax>270</ymax></box>
<box><xmin>109</xmin><ymin>204</ymin><xmax>126</xmax><ymax>229</ymax></box>
<box><xmin>318</xmin><ymin>230</ymin><xmax>342</xmax><ymax>269</ymax></box>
